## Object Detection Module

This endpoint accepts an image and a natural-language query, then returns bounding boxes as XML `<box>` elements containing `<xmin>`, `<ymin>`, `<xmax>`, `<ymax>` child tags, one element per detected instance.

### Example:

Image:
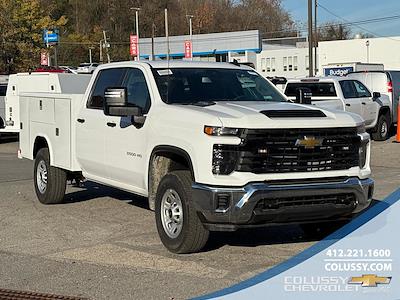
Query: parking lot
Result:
<box><xmin>0</xmin><ymin>135</ymin><xmax>399</xmax><ymax>300</ymax></box>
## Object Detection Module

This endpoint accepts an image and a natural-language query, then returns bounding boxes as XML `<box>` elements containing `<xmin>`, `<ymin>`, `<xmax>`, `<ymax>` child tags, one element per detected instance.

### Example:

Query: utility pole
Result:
<box><xmin>151</xmin><ymin>23</ymin><xmax>156</xmax><ymax>61</ymax></box>
<box><xmin>314</xmin><ymin>0</ymin><xmax>318</xmax><ymax>75</ymax></box>
<box><xmin>99</xmin><ymin>40</ymin><xmax>103</xmax><ymax>63</ymax></box>
<box><xmin>165</xmin><ymin>8</ymin><xmax>169</xmax><ymax>61</ymax></box>
<box><xmin>186</xmin><ymin>15</ymin><xmax>194</xmax><ymax>60</ymax></box>
<box><xmin>103</xmin><ymin>31</ymin><xmax>110</xmax><ymax>63</ymax></box>
<box><xmin>89</xmin><ymin>47</ymin><xmax>94</xmax><ymax>63</ymax></box>
<box><xmin>131</xmin><ymin>7</ymin><xmax>141</xmax><ymax>61</ymax></box>
<box><xmin>308</xmin><ymin>0</ymin><xmax>314</xmax><ymax>77</ymax></box>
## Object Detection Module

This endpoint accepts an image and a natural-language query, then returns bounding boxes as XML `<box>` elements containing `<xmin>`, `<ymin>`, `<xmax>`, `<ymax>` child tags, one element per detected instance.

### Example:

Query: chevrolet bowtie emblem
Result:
<box><xmin>348</xmin><ymin>274</ymin><xmax>391</xmax><ymax>287</ymax></box>
<box><xmin>295</xmin><ymin>136</ymin><xmax>323</xmax><ymax>149</ymax></box>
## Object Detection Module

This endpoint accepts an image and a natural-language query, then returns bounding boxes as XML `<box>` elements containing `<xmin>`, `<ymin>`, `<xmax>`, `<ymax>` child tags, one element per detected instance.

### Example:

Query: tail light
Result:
<box><xmin>388</xmin><ymin>81</ymin><xmax>393</xmax><ymax>93</ymax></box>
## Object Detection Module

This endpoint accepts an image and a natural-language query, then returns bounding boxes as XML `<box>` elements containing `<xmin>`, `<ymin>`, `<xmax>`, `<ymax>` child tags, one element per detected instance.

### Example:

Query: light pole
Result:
<box><xmin>165</xmin><ymin>8</ymin><xmax>169</xmax><ymax>61</ymax></box>
<box><xmin>366</xmin><ymin>40</ymin><xmax>370</xmax><ymax>63</ymax></box>
<box><xmin>186</xmin><ymin>14</ymin><xmax>194</xmax><ymax>60</ymax></box>
<box><xmin>308</xmin><ymin>0</ymin><xmax>314</xmax><ymax>77</ymax></box>
<box><xmin>89</xmin><ymin>46</ymin><xmax>94</xmax><ymax>63</ymax></box>
<box><xmin>131</xmin><ymin>7</ymin><xmax>141</xmax><ymax>61</ymax></box>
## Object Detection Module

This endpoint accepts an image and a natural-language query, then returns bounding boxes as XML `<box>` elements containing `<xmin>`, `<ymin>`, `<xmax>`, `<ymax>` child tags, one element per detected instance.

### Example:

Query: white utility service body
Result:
<box><xmin>17</xmin><ymin>61</ymin><xmax>374</xmax><ymax>253</ymax></box>
<box><xmin>5</xmin><ymin>73</ymin><xmax>91</xmax><ymax>134</ymax></box>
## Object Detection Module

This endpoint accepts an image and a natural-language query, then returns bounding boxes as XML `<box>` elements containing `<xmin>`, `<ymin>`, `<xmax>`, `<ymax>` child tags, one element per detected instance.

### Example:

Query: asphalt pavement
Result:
<box><xmin>0</xmin><ymin>135</ymin><xmax>398</xmax><ymax>299</ymax></box>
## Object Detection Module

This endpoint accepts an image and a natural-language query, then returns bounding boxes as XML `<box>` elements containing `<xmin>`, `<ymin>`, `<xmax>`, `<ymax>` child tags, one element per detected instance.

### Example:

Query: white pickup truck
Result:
<box><xmin>284</xmin><ymin>77</ymin><xmax>392</xmax><ymax>141</ymax></box>
<box><xmin>17</xmin><ymin>61</ymin><xmax>373</xmax><ymax>253</ymax></box>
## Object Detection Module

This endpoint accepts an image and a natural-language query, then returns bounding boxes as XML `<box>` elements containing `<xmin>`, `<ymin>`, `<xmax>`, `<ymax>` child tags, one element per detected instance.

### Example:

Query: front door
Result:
<box><xmin>353</xmin><ymin>80</ymin><xmax>377</xmax><ymax>127</ymax></box>
<box><xmin>104</xmin><ymin>67</ymin><xmax>152</xmax><ymax>194</ymax></box>
<box><xmin>339</xmin><ymin>80</ymin><xmax>363</xmax><ymax>117</ymax></box>
<box><xmin>76</xmin><ymin>68</ymin><xmax>126</xmax><ymax>179</ymax></box>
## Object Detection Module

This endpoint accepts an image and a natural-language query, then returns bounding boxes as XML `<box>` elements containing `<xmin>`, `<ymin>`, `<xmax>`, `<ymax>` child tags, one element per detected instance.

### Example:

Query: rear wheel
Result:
<box><xmin>34</xmin><ymin>148</ymin><xmax>67</xmax><ymax>204</ymax></box>
<box><xmin>371</xmin><ymin>113</ymin><xmax>390</xmax><ymax>141</ymax></box>
<box><xmin>155</xmin><ymin>170</ymin><xmax>209</xmax><ymax>253</ymax></box>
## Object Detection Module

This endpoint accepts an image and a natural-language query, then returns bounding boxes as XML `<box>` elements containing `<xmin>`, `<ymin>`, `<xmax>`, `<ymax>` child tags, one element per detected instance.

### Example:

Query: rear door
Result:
<box><xmin>339</xmin><ymin>80</ymin><xmax>363</xmax><ymax>117</ymax></box>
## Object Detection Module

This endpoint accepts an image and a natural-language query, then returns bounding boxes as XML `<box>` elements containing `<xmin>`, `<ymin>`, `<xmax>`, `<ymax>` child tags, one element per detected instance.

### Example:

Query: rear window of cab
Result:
<box><xmin>285</xmin><ymin>82</ymin><xmax>337</xmax><ymax>97</ymax></box>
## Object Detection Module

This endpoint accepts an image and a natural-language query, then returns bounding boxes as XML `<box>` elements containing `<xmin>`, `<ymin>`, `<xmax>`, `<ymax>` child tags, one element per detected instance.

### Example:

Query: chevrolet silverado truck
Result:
<box><xmin>17</xmin><ymin>61</ymin><xmax>374</xmax><ymax>253</ymax></box>
<box><xmin>284</xmin><ymin>77</ymin><xmax>392</xmax><ymax>141</ymax></box>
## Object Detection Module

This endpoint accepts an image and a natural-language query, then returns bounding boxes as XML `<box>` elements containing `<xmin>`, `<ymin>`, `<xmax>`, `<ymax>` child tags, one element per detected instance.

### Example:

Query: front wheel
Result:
<box><xmin>371</xmin><ymin>114</ymin><xmax>390</xmax><ymax>141</ymax></box>
<box><xmin>34</xmin><ymin>148</ymin><xmax>67</xmax><ymax>204</ymax></box>
<box><xmin>155</xmin><ymin>171</ymin><xmax>209</xmax><ymax>254</ymax></box>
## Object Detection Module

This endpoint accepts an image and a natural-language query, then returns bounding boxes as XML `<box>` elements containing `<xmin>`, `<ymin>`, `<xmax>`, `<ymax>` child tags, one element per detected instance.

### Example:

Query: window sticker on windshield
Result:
<box><xmin>157</xmin><ymin>69</ymin><xmax>173</xmax><ymax>76</ymax></box>
<box><xmin>247</xmin><ymin>71</ymin><xmax>258</xmax><ymax>76</ymax></box>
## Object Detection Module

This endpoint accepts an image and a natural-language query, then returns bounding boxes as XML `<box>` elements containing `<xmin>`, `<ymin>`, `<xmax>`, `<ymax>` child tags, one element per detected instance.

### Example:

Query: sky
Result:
<box><xmin>282</xmin><ymin>0</ymin><xmax>400</xmax><ymax>37</ymax></box>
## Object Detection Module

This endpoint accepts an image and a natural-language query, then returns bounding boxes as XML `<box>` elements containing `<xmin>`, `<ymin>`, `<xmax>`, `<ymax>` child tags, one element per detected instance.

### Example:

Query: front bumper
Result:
<box><xmin>191</xmin><ymin>177</ymin><xmax>374</xmax><ymax>231</ymax></box>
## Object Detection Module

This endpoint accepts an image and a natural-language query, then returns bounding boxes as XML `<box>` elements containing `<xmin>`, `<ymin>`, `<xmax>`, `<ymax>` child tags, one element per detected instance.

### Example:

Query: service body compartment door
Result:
<box><xmin>19</xmin><ymin>96</ymin><xmax>31</xmax><ymax>159</ymax></box>
<box><xmin>53</xmin><ymin>98</ymin><xmax>71</xmax><ymax>169</ymax></box>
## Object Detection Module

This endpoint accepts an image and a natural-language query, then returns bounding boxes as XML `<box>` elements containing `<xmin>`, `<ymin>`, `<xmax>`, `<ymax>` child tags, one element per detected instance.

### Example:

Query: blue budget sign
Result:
<box><xmin>43</xmin><ymin>29</ymin><xmax>59</xmax><ymax>45</ymax></box>
<box><xmin>324</xmin><ymin>67</ymin><xmax>354</xmax><ymax>77</ymax></box>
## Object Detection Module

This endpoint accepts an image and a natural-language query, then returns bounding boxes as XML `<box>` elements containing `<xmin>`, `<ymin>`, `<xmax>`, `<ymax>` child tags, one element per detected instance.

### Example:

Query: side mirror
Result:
<box><xmin>373</xmin><ymin>92</ymin><xmax>381</xmax><ymax>100</ymax></box>
<box><xmin>295</xmin><ymin>88</ymin><xmax>312</xmax><ymax>105</ymax></box>
<box><xmin>104</xmin><ymin>87</ymin><xmax>142</xmax><ymax>117</ymax></box>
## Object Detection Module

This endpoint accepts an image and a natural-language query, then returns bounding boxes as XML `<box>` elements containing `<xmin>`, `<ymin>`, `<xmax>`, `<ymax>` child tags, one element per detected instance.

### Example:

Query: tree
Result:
<box><xmin>318</xmin><ymin>22</ymin><xmax>352</xmax><ymax>41</ymax></box>
<box><xmin>0</xmin><ymin>0</ymin><xmax>67</xmax><ymax>72</ymax></box>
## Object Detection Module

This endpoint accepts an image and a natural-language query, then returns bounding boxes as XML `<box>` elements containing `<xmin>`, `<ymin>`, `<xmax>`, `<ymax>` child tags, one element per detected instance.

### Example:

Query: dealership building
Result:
<box><xmin>137</xmin><ymin>30</ymin><xmax>400</xmax><ymax>77</ymax></box>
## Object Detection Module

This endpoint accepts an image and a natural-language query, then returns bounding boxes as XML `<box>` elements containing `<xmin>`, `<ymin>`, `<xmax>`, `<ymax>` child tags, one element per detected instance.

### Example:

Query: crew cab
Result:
<box><xmin>17</xmin><ymin>61</ymin><xmax>373</xmax><ymax>253</ymax></box>
<box><xmin>284</xmin><ymin>77</ymin><xmax>392</xmax><ymax>140</ymax></box>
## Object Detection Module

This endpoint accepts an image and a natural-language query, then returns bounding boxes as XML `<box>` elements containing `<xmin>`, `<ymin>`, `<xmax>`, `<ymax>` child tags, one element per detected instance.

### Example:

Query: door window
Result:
<box><xmin>339</xmin><ymin>81</ymin><xmax>358</xmax><ymax>99</ymax></box>
<box><xmin>87</xmin><ymin>68</ymin><xmax>126</xmax><ymax>109</ymax></box>
<box><xmin>123</xmin><ymin>69</ymin><xmax>151</xmax><ymax>114</ymax></box>
<box><xmin>353</xmin><ymin>80</ymin><xmax>371</xmax><ymax>98</ymax></box>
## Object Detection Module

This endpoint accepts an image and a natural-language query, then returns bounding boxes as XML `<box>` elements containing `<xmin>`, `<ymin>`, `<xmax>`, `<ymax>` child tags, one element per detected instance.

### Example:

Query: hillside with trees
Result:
<box><xmin>0</xmin><ymin>0</ymin><xmax>297</xmax><ymax>72</ymax></box>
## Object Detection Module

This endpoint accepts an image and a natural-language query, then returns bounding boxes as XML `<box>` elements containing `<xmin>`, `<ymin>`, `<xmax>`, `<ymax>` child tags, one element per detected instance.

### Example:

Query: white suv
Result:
<box><xmin>77</xmin><ymin>63</ymin><xmax>99</xmax><ymax>74</ymax></box>
<box><xmin>284</xmin><ymin>77</ymin><xmax>392</xmax><ymax>140</ymax></box>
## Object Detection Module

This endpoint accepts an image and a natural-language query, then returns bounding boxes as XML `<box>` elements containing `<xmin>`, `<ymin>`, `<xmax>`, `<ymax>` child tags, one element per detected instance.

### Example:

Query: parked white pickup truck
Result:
<box><xmin>17</xmin><ymin>61</ymin><xmax>373</xmax><ymax>253</ymax></box>
<box><xmin>284</xmin><ymin>77</ymin><xmax>392</xmax><ymax>140</ymax></box>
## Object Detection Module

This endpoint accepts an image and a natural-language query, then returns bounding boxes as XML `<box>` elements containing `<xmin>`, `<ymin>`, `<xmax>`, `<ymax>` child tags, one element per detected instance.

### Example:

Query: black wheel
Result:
<box><xmin>155</xmin><ymin>170</ymin><xmax>209</xmax><ymax>254</ymax></box>
<box><xmin>300</xmin><ymin>221</ymin><xmax>348</xmax><ymax>239</ymax></box>
<box><xmin>371</xmin><ymin>114</ymin><xmax>390</xmax><ymax>141</ymax></box>
<box><xmin>34</xmin><ymin>148</ymin><xmax>67</xmax><ymax>204</ymax></box>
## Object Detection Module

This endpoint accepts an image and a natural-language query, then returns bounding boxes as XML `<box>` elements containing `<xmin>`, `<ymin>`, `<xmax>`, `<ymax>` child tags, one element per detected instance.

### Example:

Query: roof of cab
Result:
<box><xmin>98</xmin><ymin>60</ymin><xmax>252</xmax><ymax>70</ymax></box>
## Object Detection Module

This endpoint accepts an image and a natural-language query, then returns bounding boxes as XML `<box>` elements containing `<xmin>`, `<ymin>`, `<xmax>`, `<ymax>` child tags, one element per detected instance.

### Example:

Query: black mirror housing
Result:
<box><xmin>373</xmin><ymin>92</ymin><xmax>381</xmax><ymax>99</ymax></box>
<box><xmin>295</xmin><ymin>88</ymin><xmax>312</xmax><ymax>105</ymax></box>
<box><xmin>104</xmin><ymin>87</ymin><xmax>142</xmax><ymax>117</ymax></box>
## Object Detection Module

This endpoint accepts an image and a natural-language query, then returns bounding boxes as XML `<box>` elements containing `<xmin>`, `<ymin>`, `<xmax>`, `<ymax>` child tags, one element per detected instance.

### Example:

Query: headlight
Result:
<box><xmin>359</xmin><ymin>139</ymin><xmax>369</xmax><ymax>169</ymax></box>
<box><xmin>204</xmin><ymin>126</ymin><xmax>242</xmax><ymax>137</ymax></box>
<box><xmin>212</xmin><ymin>145</ymin><xmax>238</xmax><ymax>175</ymax></box>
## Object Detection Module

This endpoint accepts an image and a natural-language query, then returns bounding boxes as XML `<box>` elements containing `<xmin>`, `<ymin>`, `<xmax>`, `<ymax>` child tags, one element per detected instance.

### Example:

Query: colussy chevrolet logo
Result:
<box><xmin>295</xmin><ymin>136</ymin><xmax>323</xmax><ymax>149</ymax></box>
<box><xmin>348</xmin><ymin>274</ymin><xmax>391</xmax><ymax>287</ymax></box>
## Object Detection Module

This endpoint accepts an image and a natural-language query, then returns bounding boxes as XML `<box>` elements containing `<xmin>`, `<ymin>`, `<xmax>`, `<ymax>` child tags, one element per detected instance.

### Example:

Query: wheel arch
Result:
<box><xmin>33</xmin><ymin>135</ymin><xmax>54</xmax><ymax>164</ymax></box>
<box><xmin>147</xmin><ymin>145</ymin><xmax>195</xmax><ymax>210</ymax></box>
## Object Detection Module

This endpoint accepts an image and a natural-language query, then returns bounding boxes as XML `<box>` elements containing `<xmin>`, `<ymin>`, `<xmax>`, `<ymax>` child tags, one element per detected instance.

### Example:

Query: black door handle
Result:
<box><xmin>362</xmin><ymin>102</ymin><xmax>366</xmax><ymax>105</ymax></box>
<box><xmin>107</xmin><ymin>122</ymin><xmax>116</xmax><ymax>127</ymax></box>
<box><xmin>345</xmin><ymin>103</ymin><xmax>351</xmax><ymax>107</ymax></box>
<box><xmin>77</xmin><ymin>118</ymin><xmax>85</xmax><ymax>123</ymax></box>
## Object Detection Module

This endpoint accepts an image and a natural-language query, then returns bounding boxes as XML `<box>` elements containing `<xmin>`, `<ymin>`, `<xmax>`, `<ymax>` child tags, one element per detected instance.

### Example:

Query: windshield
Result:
<box><xmin>152</xmin><ymin>68</ymin><xmax>287</xmax><ymax>104</ymax></box>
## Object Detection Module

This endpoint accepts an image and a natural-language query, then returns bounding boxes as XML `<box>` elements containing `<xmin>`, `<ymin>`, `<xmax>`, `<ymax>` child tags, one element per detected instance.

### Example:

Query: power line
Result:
<box><xmin>317</xmin><ymin>1</ymin><xmax>400</xmax><ymax>42</ymax></box>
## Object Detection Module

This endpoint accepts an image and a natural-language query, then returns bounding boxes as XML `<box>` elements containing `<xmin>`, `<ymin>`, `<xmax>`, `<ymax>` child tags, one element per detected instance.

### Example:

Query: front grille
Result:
<box><xmin>255</xmin><ymin>193</ymin><xmax>356</xmax><ymax>211</ymax></box>
<box><xmin>216</xmin><ymin>127</ymin><xmax>360</xmax><ymax>174</ymax></box>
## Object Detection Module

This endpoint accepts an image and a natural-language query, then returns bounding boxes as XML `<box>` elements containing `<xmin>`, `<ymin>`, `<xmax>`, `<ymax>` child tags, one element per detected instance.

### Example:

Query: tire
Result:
<box><xmin>34</xmin><ymin>148</ymin><xmax>67</xmax><ymax>204</ymax></box>
<box><xmin>371</xmin><ymin>113</ymin><xmax>390</xmax><ymax>141</ymax></box>
<box><xmin>300</xmin><ymin>221</ymin><xmax>348</xmax><ymax>239</ymax></box>
<box><xmin>155</xmin><ymin>170</ymin><xmax>209</xmax><ymax>254</ymax></box>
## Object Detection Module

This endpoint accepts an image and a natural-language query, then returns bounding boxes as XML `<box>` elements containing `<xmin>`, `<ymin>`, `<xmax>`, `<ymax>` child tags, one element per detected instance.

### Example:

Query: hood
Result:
<box><xmin>186</xmin><ymin>101</ymin><xmax>363</xmax><ymax>129</ymax></box>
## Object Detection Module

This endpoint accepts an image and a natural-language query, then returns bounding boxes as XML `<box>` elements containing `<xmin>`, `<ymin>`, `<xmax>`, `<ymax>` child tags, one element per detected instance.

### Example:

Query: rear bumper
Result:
<box><xmin>191</xmin><ymin>177</ymin><xmax>374</xmax><ymax>231</ymax></box>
